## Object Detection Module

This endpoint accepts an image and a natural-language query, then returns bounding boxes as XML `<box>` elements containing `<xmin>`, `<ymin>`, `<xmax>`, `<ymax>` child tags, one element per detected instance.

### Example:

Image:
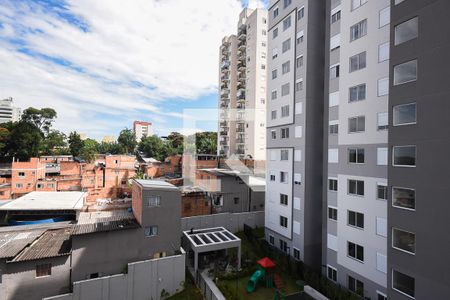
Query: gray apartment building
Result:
<box><xmin>388</xmin><ymin>0</ymin><xmax>450</xmax><ymax>299</ymax></box>
<box><xmin>265</xmin><ymin>0</ymin><xmax>325</xmax><ymax>269</ymax></box>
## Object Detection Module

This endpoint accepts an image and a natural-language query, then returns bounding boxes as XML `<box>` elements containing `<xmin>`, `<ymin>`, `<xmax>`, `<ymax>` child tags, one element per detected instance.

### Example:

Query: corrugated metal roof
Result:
<box><xmin>0</xmin><ymin>229</ymin><xmax>45</xmax><ymax>259</ymax></box>
<box><xmin>72</xmin><ymin>212</ymin><xmax>139</xmax><ymax>235</ymax></box>
<box><xmin>11</xmin><ymin>228</ymin><xmax>71</xmax><ymax>262</ymax></box>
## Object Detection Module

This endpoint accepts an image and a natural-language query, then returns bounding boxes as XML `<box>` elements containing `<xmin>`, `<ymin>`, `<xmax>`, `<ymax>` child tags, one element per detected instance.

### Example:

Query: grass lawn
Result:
<box><xmin>217</xmin><ymin>273</ymin><xmax>301</xmax><ymax>300</ymax></box>
<box><xmin>167</xmin><ymin>271</ymin><xmax>203</xmax><ymax>300</ymax></box>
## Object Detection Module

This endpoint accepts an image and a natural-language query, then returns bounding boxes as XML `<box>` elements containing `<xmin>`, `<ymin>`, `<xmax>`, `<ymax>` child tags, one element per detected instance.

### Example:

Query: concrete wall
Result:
<box><xmin>44</xmin><ymin>250</ymin><xmax>186</xmax><ymax>300</ymax></box>
<box><xmin>181</xmin><ymin>211</ymin><xmax>264</xmax><ymax>233</ymax></box>
<box><xmin>0</xmin><ymin>256</ymin><xmax>71</xmax><ymax>300</ymax></box>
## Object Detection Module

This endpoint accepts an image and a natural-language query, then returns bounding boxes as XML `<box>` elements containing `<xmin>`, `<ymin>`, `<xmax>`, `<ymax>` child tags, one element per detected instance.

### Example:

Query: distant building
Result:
<box><xmin>101</xmin><ymin>135</ymin><xmax>116</xmax><ymax>143</ymax></box>
<box><xmin>133</xmin><ymin>121</ymin><xmax>153</xmax><ymax>142</ymax></box>
<box><xmin>78</xmin><ymin>133</ymin><xmax>88</xmax><ymax>140</ymax></box>
<box><xmin>0</xmin><ymin>97</ymin><xmax>21</xmax><ymax>123</ymax></box>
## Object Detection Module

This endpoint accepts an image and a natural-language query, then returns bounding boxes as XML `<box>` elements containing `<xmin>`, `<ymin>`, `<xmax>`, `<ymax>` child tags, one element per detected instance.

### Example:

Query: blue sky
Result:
<box><xmin>0</xmin><ymin>0</ymin><xmax>267</xmax><ymax>139</ymax></box>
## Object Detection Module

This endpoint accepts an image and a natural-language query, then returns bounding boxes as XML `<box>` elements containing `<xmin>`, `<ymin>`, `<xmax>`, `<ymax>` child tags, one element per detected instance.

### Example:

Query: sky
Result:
<box><xmin>0</xmin><ymin>0</ymin><xmax>268</xmax><ymax>140</ymax></box>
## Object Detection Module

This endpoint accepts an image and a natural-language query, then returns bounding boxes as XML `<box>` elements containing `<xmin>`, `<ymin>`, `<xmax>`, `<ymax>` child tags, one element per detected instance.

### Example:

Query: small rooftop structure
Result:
<box><xmin>183</xmin><ymin>227</ymin><xmax>241</xmax><ymax>272</ymax></box>
<box><xmin>134</xmin><ymin>179</ymin><xmax>179</xmax><ymax>191</ymax></box>
<box><xmin>0</xmin><ymin>191</ymin><xmax>86</xmax><ymax>211</ymax></box>
<box><xmin>72</xmin><ymin>210</ymin><xmax>139</xmax><ymax>235</ymax></box>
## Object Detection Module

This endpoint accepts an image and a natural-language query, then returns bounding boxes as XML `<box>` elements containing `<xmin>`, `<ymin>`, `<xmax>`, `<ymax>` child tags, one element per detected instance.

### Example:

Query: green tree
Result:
<box><xmin>68</xmin><ymin>131</ymin><xmax>83</xmax><ymax>157</ymax></box>
<box><xmin>138</xmin><ymin>135</ymin><xmax>167</xmax><ymax>161</ymax></box>
<box><xmin>80</xmin><ymin>138</ymin><xmax>99</xmax><ymax>163</ymax></box>
<box><xmin>117</xmin><ymin>128</ymin><xmax>137</xmax><ymax>154</ymax></box>
<box><xmin>195</xmin><ymin>132</ymin><xmax>217</xmax><ymax>154</ymax></box>
<box><xmin>0</xmin><ymin>126</ymin><xmax>11</xmax><ymax>159</ymax></box>
<box><xmin>97</xmin><ymin>141</ymin><xmax>123</xmax><ymax>154</ymax></box>
<box><xmin>5</xmin><ymin>121</ymin><xmax>42</xmax><ymax>161</ymax></box>
<box><xmin>41</xmin><ymin>130</ymin><xmax>67</xmax><ymax>155</ymax></box>
<box><xmin>21</xmin><ymin>107</ymin><xmax>57</xmax><ymax>135</ymax></box>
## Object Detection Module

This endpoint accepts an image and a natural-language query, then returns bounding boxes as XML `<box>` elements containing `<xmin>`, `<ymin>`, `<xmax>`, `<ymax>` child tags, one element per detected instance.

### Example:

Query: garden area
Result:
<box><xmin>167</xmin><ymin>270</ymin><xmax>202</xmax><ymax>300</ymax></box>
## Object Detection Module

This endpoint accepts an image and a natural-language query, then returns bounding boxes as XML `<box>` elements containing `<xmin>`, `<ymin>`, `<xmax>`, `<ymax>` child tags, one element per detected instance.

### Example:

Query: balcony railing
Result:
<box><xmin>236</xmin><ymin>127</ymin><xmax>245</xmax><ymax>133</ymax></box>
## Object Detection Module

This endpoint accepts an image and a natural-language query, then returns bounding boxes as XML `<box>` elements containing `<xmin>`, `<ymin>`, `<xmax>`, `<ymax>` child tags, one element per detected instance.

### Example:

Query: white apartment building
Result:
<box><xmin>324</xmin><ymin>1</ymin><xmax>390</xmax><ymax>299</ymax></box>
<box><xmin>265</xmin><ymin>0</ymin><xmax>324</xmax><ymax>269</ymax></box>
<box><xmin>0</xmin><ymin>98</ymin><xmax>21</xmax><ymax>123</ymax></box>
<box><xmin>133</xmin><ymin>121</ymin><xmax>153</xmax><ymax>142</ymax></box>
<box><xmin>218</xmin><ymin>8</ymin><xmax>268</xmax><ymax>160</ymax></box>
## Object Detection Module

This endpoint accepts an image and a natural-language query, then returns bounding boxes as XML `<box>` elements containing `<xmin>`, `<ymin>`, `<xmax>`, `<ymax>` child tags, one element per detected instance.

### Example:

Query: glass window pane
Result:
<box><xmin>393</xmin><ymin>270</ymin><xmax>415</xmax><ymax>298</ymax></box>
<box><xmin>394</xmin><ymin>60</ymin><xmax>417</xmax><ymax>85</ymax></box>
<box><xmin>395</xmin><ymin>17</ymin><xmax>418</xmax><ymax>45</ymax></box>
<box><xmin>393</xmin><ymin>228</ymin><xmax>416</xmax><ymax>254</ymax></box>
<box><xmin>393</xmin><ymin>187</ymin><xmax>415</xmax><ymax>210</ymax></box>
<box><xmin>393</xmin><ymin>146</ymin><xmax>416</xmax><ymax>166</ymax></box>
<box><xmin>393</xmin><ymin>103</ymin><xmax>416</xmax><ymax>125</ymax></box>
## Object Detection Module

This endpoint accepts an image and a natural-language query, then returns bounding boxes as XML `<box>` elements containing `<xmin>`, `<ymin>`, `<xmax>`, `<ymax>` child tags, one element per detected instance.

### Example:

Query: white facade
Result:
<box><xmin>217</xmin><ymin>8</ymin><xmax>268</xmax><ymax>160</ymax></box>
<box><xmin>133</xmin><ymin>121</ymin><xmax>153</xmax><ymax>142</ymax></box>
<box><xmin>0</xmin><ymin>98</ymin><xmax>21</xmax><ymax>123</ymax></box>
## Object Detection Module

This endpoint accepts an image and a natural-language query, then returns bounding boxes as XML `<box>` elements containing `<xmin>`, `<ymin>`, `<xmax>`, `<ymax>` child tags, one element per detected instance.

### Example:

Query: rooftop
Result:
<box><xmin>72</xmin><ymin>210</ymin><xmax>139</xmax><ymax>235</ymax></box>
<box><xmin>134</xmin><ymin>179</ymin><xmax>179</xmax><ymax>191</ymax></box>
<box><xmin>0</xmin><ymin>191</ymin><xmax>86</xmax><ymax>211</ymax></box>
<box><xmin>183</xmin><ymin>226</ymin><xmax>241</xmax><ymax>249</ymax></box>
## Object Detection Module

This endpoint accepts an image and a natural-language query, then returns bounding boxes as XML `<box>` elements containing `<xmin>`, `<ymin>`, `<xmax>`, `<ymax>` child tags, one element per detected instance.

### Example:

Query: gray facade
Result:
<box><xmin>388</xmin><ymin>0</ymin><xmax>450</xmax><ymax>299</ymax></box>
<box><xmin>265</xmin><ymin>0</ymin><xmax>325</xmax><ymax>270</ymax></box>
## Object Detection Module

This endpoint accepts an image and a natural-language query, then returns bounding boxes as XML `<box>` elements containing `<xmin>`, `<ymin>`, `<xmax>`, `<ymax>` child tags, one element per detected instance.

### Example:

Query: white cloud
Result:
<box><xmin>0</xmin><ymin>0</ymin><xmax>249</xmax><ymax>138</ymax></box>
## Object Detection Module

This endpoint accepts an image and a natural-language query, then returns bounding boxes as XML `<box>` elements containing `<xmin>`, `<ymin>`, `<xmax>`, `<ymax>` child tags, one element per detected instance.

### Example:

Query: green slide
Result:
<box><xmin>246</xmin><ymin>269</ymin><xmax>265</xmax><ymax>293</ymax></box>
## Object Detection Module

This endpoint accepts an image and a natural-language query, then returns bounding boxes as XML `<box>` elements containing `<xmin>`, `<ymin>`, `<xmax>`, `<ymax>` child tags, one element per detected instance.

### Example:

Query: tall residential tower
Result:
<box><xmin>218</xmin><ymin>8</ymin><xmax>268</xmax><ymax>160</ymax></box>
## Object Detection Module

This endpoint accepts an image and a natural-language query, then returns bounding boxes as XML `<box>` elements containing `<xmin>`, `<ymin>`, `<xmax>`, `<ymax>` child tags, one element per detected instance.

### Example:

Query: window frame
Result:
<box><xmin>349</xmin><ymin>52</ymin><xmax>366</xmax><ymax>72</ymax></box>
<box><xmin>348</xmin><ymin>148</ymin><xmax>365</xmax><ymax>164</ymax></box>
<box><xmin>348</xmin><ymin>179</ymin><xmax>364</xmax><ymax>196</ymax></box>
<box><xmin>347</xmin><ymin>241</ymin><xmax>364</xmax><ymax>262</ymax></box>
<box><xmin>393</xmin><ymin>60</ymin><xmax>418</xmax><ymax>86</ymax></box>
<box><xmin>393</xmin><ymin>103</ymin><xmax>417</xmax><ymax>126</ymax></box>
<box><xmin>392</xmin><ymin>186</ymin><xmax>416</xmax><ymax>211</ymax></box>
<box><xmin>327</xmin><ymin>265</ymin><xmax>338</xmax><ymax>282</ymax></box>
<box><xmin>347</xmin><ymin>210</ymin><xmax>364</xmax><ymax>229</ymax></box>
<box><xmin>328</xmin><ymin>206</ymin><xmax>338</xmax><ymax>221</ymax></box>
<box><xmin>392</xmin><ymin>269</ymin><xmax>415</xmax><ymax>299</ymax></box>
<box><xmin>392</xmin><ymin>145</ymin><xmax>416</xmax><ymax>167</ymax></box>
<box><xmin>350</xmin><ymin>19</ymin><xmax>367</xmax><ymax>41</ymax></box>
<box><xmin>392</xmin><ymin>227</ymin><xmax>416</xmax><ymax>255</ymax></box>
<box><xmin>394</xmin><ymin>17</ymin><xmax>419</xmax><ymax>46</ymax></box>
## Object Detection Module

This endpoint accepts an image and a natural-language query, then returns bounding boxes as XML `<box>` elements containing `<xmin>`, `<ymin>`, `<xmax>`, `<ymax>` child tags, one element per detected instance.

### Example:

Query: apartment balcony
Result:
<box><xmin>220</xmin><ymin>82</ymin><xmax>229</xmax><ymax>89</ymax></box>
<box><xmin>221</xmin><ymin>61</ymin><xmax>230</xmax><ymax>69</ymax></box>
<box><xmin>236</xmin><ymin>149</ymin><xmax>245</xmax><ymax>155</ymax></box>
<box><xmin>220</xmin><ymin>140</ymin><xmax>229</xmax><ymax>146</ymax></box>
<box><xmin>236</xmin><ymin>137</ymin><xmax>245</xmax><ymax>144</ymax></box>
<box><xmin>220</xmin><ymin>121</ymin><xmax>228</xmax><ymax>127</ymax></box>
<box><xmin>236</xmin><ymin>104</ymin><xmax>245</xmax><ymax>110</ymax></box>
<box><xmin>236</xmin><ymin>127</ymin><xmax>245</xmax><ymax>133</ymax></box>
<box><xmin>219</xmin><ymin>130</ymin><xmax>229</xmax><ymax>136</ymax></box>
<box><xmin>237</xmin><ymin>92</ymin><xmax>245</xmax><ymax>100</ymax></box>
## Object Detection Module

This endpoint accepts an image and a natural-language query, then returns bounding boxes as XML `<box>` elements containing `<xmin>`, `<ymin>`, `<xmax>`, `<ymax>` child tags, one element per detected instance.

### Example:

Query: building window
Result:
<box><xmin>16</xmin><ymin>183</ymin><xmax>23</xmax><ymax>188</ymax></box>
<box><xmin>273</xmin><ymin>7</ymin><xmax>279</xmax><ymax>18</ymax></box>
<box><xmin>393</xmin><ymin>103</ymin><xmax>416</xmax><ymax>126</ymax></box>
<box><xmin>147</xmin><ymin>195</ymin><xmax>161</xmax><ymax>207</ymax></box>
<box><xmin>281</xmin><ymin>83</ymin><xmax>290</xmax><ymax>96</ymax></box>
<box><xmin>36</xmin><ymin>263</ymin><xmax>52</xmax><ymax>277</ymax></box>
<box><xmin>271</xmin><ymin>110</ymin><xmax>277</xmax><ymax>120</ymax></box>
<box><xmin>271</xmin><ymin>90</ymin><xmax>278</xmax><ymax>100</ymax></box>
<box><xmin>294</xmin><ymin>173</ymin><xmax>301</xmax><ymax>185</ymax></box>
<box><xmin>377</xmin><ymin>185</ymin><xmax>388</xmax><ymax>200</ymax></box>
<box><xmin>392</xmin><ymin>270</ymin><xmax>415</xmax><ymax>299</ymax></box>
<box><xmin>348</xmin><ymin>275</ymin><xmax>364</xmax><ymax>296</ymax></box>
<box><xmin>145</xmin><ymin>226</ymin><xmax>158</xmax><ymax>236</ymax></box>
<box><xmin>349</xmin><ymin>52</ymin><xmax>366</xmax><ymax>72</ymax></box>
<box><xmin>349</xmin><ymin>84</ymin><xmax>366</xmax><ymax>102</ymax></box>
<box><xmin>348</xmin><ymin>148</ymin><xmax>365</xmax><ymax>164</ymax></box>
<box><xmin>273</xmin><ymin>28</ymin><xmax>278</xmax><ymax>39</ymax></box>
<box><xmin>296</xmin><ymin>55</ymin><xmax>303</xmax><ymax>68</ymax></box>
<box><xmin>293</xmin><ymin>248</ymin><xmax>300</xmax><ymax>260</ymax></box>
<box><xmin>233</xmin><ymin>197</ymin><xmax>239</xmax><ymax>204</ymax></box>
<box><xmin>37</xmin><ymin>183</ymin><xmax>44</xmax><ymax>189</ymax></box>
<box><xmin>281</xmin><ymin>128</ymin><xmax>289</xmax><ymax>139</ymax></box>
<box><xmin>269</xmin><ymin>235</ymin><xmax>275</xmax><ymax>245</ymax></box>
<box><xmin>350</xmin><ymin>19</ymin><xmax>367</xmax><ymax>41</ymax></box>
<box><xmin>393</xmin><ymin>145</ymin><xmax>416</xmax><ymax>167</ymax></box>
<box><xmin>296</xmin><ymin>31</ymin><xmax>304</xmax><ymax>44</ymax></box>
<box><xmin>48</xmin><ymin>183</ymin><xmax>54</xmax><ymax>188</ymax></box>
<box><xmin>378</xmin><ymin>42</ymin><xmax>390</xmax><ymax>62</ymax></box>
<box><xmin>281</xmin><ymin>105</ymin><xmax>290</xmax><ymax>117</ymax></box>
<box><xmin>351</xmin><ymin>0</ymin><xmax>368</xmax><ymax>11</ymax></box>
<box><xmin>282</xmin><ymin>61</ymin><xmax>290</xmax><ymax>74</ymax></box>
<box><xmin>280</xmin><ymin>194</ymin><xmax>288</xmax><ymax>205</ymax></box>
<box><xmin>377</xmin><ymin>112</ymin><xmax>389</xmax><ymax>130</ymax></box>
<box><xmin>272</xmin><ymin>69</ymin><xmax>278</xmax><ymax>79</ymax></box>
<box><xmin>328</xmin><ymin>179</ymin><xmax>338</xmax><ymax>191</ymax></box>
<box><xmin>393</xmin><ymin>228</ymin><xmax>416</xmax><ymax>254</ymax></box>
<box><xmin>280</xmin><ymin>171</ymin><xmax>288</xmax><ymax>183</ymax></box>
<box><xmin>283</xmin><ymin>16</ymin><xmax>291</xmax><ymax>31</ymax></box>
<box><xmin>379</xmin><ymin>6</ymin><xmax>390</xmax><ymax>28</ymax></box>
<box><xmin>282</xmin><ymin>38</ymin><xmax>291</xmax><ymax>53</ymax></box>
<box><xmin>393</xmin><ymin>60</ymin><xmax>417</xmax><ymax>85</ymax></box>
<box><xmin>392</xmin><ymin>187</ymin><xmax>415</xmax><ymax>210</ymax></box>
<box><xmin>280</xmin><ymin>149</ymin><xmax>289</xmax><ymax>160</ymax></box>
<box><xmin>280</xmin><ymin>239</ymin><xmax>288</xmax><ymax>253</ymax></box>
<box><xmin>331</xmin><ymin>10</ymin><xmax>341</xmax><ymax>23</ymax></box>
<box><xmin>283</xmin><ymin>0</ymin><xmax>292</xmax><ymax>8</ymax></box>
<box><xmin>262</xmin><ymin>29</ymin><xmax>267</xmax><ymax>36</ymax></box>
<box><xmin>18</xmin><ymin>172</ymin><xmax>25</xmax><ymax>177</ymax></box>
<box><xmin>270</xmin><ymin>172</ymin><xmax>276</xmax><ymax>181</ymax></box>
<box><xmin>295</xmin><ymin>80</ymin><xmax>303</xmax><ymax>92</ymax></box>
<box><xmin>328</xmin><ymin>207</ymin><xmax>338</xmax><ymax>221</ymax></box>
<box><xmin>347</xmin><ymin>241</ymin><xmax>364</xmax><ymax>262</ymax></box>
<box><xmin>348</xmin><ymin>210</ymin><xmax>364</xmax><ymax>229</ymax></box>
<box><xmin>377</xmin><ymin>292</ymin><xmax>387</xmax><ymax>300</ymax></box>
<box><xmin>378</xmin><ymin>77</ymin><xmax>389</xmax><ymax>96</ymax></box>
<box><xmin>298</xmin><ymin>7</ymin><xmax>304</xmax><ymax>20</ymax></box>
<box><xmin>348</xmin><ymin>179</ymin><xmax>364</xmax><ymax>196</ymax></box>
<box><xmin>327</xmin><ymin>266</ymin><xmax>337</xmax><ymax>282</ymax></box>
<box><xmin>395</xmin><ymin>17</ymin><xmax>418</xmax><ymax>46</ymax></box>
<box><xmin>272</xmin><ymin>48</ymin><xmax>278</xmax><ymax>59</ymax></box>
<box><xmin>330</xmin><ymin>64</ymin><xmax>340</xmax><ymax>79</ymax></box>
<box><xmin>280</xmin><ymin>216</ymin><xmax>288</xmax><ymax>228</ymax></box>
<box><xmin>271</xmin><ymin>130</ymin><xmax>276</xmax><ymax>139</ymax></box>
<box><xmin>328</xmin><ymin>148</ymin><xmax>339</xmax><ymax>163</ymax></box>
<box><xmin>329</xmin><ymin>123</ymin><xmax>338</xmax><ymax>135</ymax></box>
<box><xmin>348</xmin><ymin>116</ymin><xmax>365</xmax><ymax>133</ymax></box>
